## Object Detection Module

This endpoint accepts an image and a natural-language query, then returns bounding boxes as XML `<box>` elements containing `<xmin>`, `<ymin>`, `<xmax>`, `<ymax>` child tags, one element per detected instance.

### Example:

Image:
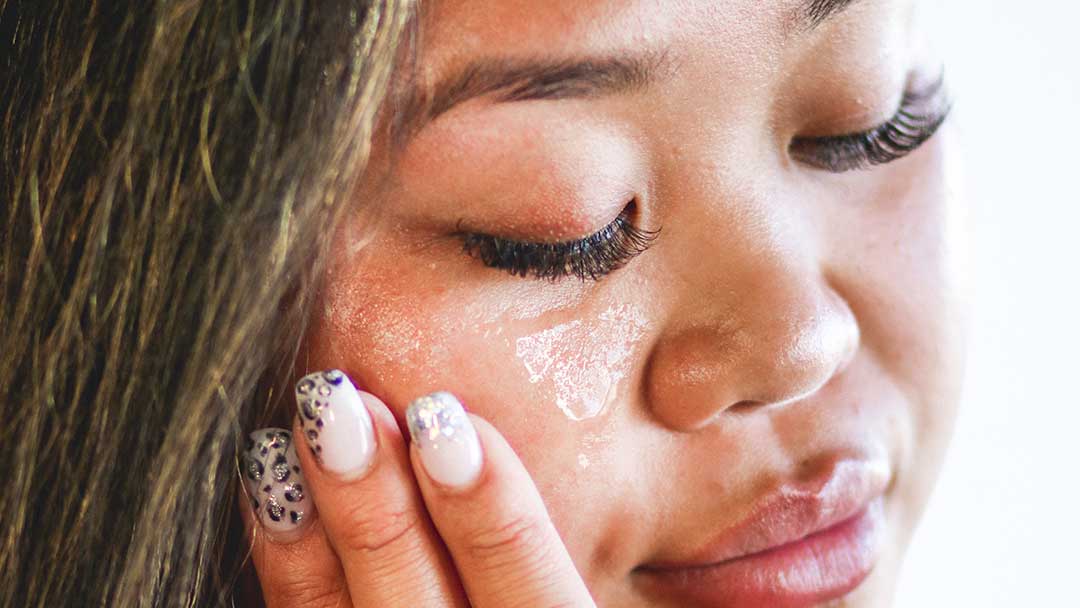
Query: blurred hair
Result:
<box><xmin>0</xmin><ymin>1</ymin><xmax>412</xmax><ymax>605</ymax></box>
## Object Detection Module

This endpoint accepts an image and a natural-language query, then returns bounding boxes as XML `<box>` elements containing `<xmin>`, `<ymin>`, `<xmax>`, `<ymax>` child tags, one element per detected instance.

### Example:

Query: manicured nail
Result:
<box><xmin>406</xmin><ymin>391</ymin><xmax>483</xmax><ymax>488</ymax></box>
<box><xmin>295</xmin><ymin>369</ymin><xmax>377</xmax><ymax>480</ymax></box>
<box><xmin>242</xmin><ymin>428</ymin><xmax>312</xmax><ymax>540</ymax></box>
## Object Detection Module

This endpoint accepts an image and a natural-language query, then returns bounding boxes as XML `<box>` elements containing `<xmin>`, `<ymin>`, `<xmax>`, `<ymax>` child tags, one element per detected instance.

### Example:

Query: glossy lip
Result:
<box><xmin>636</xmin><ymin>458</ymin><xmax>890</xmax><ymax>608</ymax></box>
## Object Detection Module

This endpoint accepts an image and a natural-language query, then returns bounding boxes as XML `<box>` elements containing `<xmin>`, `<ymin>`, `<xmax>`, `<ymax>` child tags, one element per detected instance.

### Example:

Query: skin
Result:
<box><xmin>252</xmin><ymin>0</ymin><xmax>968</xmax><ymax>605</ymax></box>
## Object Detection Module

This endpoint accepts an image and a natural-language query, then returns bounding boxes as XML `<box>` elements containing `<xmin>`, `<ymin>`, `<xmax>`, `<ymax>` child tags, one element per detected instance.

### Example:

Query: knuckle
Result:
<box><xmin>464</xmin><ymin>513</ymin><xmax>555</xmax><ymax>567</ymax></box>
<box><xmin>336</xmin><ymin>500</ymin><xmax>425</xmax><ymax>557</ymax></box>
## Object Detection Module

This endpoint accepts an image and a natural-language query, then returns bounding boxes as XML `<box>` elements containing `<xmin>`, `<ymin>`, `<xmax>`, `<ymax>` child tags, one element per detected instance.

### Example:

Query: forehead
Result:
<box><xmin>386</xmin><ymin>0</ymin><xmax>911</xmax><ymax>147</ymax></box>
<box><xmin>413</xmin><ymin>0</ymin><xmax>873</xmax><ymax>73</ymax></box>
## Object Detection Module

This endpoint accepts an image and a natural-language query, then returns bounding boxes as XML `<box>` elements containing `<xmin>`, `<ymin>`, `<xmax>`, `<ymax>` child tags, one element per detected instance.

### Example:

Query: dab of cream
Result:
<box><xmin>578</xmin><ymin>453</ymin><xmax>590</xmax><ymax>469</ymax></box>
<box><xmin>515</xmin><ymin>304</ymin><xmax>647</xmax><ymax>421</ymax></box>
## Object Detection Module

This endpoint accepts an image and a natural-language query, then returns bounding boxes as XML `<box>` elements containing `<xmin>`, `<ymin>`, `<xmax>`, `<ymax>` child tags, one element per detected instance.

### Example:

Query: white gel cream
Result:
<box><xmin>515</xmin><ymin>304</ymin><xmax>647</xmax><ymax>421</ymax></box>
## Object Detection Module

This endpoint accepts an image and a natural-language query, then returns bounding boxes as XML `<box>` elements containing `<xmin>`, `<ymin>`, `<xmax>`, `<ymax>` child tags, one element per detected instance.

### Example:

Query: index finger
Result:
<box><xmin>405</xmin><ymin>392</ymin><xmax>596</xmax><ymax>608</ymax></box>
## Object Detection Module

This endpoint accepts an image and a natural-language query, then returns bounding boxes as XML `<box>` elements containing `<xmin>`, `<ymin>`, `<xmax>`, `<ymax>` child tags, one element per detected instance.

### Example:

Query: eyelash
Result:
<box><xmin>789</xmin><ymin>76</ymin><xmax>952</xmax><ymax>173</ymax></box>
<box><xmin>460</xmin><ymin>206</ymin><xmax>659</xmax><ymax>282</ymax></box>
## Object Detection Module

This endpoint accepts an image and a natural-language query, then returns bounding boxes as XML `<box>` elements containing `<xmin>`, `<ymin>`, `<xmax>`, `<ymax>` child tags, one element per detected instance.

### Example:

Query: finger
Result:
<box><xmin>240</xmin><ymin>428</ymin><xmax>350</xmax><ymax>608</ymax></box>
<box><xmin>405</xmin><ymin>392</ymin><xmax>595</xmax><ymax>608</ymax></box>
<box><xmin>293</xmin><ymin>370</ymin><xmax>468</xmax><ymax>607</ymax></box>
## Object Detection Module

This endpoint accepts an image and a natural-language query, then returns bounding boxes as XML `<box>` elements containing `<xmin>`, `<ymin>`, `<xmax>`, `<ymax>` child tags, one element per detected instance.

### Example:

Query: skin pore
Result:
<box><xmin>298</xmin><ymin>0</ymin><xmax>967</xmax><ymax>605</ymax></box>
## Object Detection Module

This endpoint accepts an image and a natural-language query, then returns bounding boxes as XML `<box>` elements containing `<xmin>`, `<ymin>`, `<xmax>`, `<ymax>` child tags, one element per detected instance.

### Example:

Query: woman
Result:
<box><xmin>0</xmin><ymin>0</ymin><xmax>967</xmax><ymax>606</ymax></box>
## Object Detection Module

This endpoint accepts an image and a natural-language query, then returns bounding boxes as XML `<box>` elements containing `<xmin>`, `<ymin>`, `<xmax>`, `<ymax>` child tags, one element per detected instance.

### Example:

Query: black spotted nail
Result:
<box><xmin>241</xmin><ymin>428</ymin><xmax>313</xmax><ymax>540</ymax></box>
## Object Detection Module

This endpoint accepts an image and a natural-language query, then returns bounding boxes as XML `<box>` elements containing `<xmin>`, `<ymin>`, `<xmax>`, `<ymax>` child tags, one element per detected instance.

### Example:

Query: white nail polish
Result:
<box><xmin>242</xmin><ymin>428</ymin><xmax>312</xmax><ymax>539</ymax></box>
<box><xmin>295</xmin><ymin>369</ymin><xmax>376</xmax><ymax>480</ymax></box>
<box><xmin>406</xmin><ymin>391</ymin><xmax>483</xmax><ymax>488</ymax></box>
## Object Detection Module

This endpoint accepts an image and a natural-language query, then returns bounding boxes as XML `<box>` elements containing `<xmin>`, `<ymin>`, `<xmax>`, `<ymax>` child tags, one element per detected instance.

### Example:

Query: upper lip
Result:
<box><xmin>641</xmin><ymin>457</ymin><xmax>891</xmax><ymax>570</ymax></box>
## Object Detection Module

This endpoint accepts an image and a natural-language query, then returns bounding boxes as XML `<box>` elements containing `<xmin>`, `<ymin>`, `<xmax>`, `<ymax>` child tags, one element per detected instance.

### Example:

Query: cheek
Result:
<box><xmin>302</xmin><ymin>229</ymin><xmax>650</xmax><ymax>492</ymax></box>
<box><xmin>862</xmin><ymin>123</ymin><xmax>968</xmax><ymax>403</ymax></box>
<box><xmin>310</xmin><ymin>257</ymin><xmax>533</xmax><ymax>426</ymax></box>
<box><xmin>833</xmin><ymin>122</ymin><xmax>968</xmax><ymax>529</ymax></box>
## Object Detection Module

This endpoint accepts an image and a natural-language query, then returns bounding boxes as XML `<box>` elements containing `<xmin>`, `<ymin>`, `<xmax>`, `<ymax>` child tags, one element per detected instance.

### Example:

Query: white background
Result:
<box><xmin>894</xmin><ymin>1</ymin><xmax>1080</xmax><ymax>606</ymax></box>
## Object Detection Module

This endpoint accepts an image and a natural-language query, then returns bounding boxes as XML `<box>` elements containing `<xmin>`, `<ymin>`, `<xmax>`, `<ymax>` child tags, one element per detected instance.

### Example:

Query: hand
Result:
<box><xmin>240</xmin><ymin>370</ymin><xmax>595</xmax><ymax>608</ymax></box>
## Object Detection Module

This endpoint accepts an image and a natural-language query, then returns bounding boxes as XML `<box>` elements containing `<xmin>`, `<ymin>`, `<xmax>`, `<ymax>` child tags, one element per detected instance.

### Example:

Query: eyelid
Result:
<box><xmin>790</xmin><ymin>72</ymin><xmax>951</xmax><ymax>173</ymax></box>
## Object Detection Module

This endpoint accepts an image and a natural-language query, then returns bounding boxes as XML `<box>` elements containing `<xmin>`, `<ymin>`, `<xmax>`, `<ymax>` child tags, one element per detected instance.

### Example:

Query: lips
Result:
<box><xmin>636</xmin><ymin>458</ymin><xmax>891</xmax><ymax>608</ymax></box>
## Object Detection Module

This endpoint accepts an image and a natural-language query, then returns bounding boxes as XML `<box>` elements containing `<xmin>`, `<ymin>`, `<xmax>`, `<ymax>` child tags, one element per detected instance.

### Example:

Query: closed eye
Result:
<box><xmin>458</xmin><ymin>202</ymin><xmax>659</xmax><ymax>282</ymax></box>
<box><xmin>790</xmin><ymin>73</ymin><xmax>952</xmax><ymax>173</ymax></box>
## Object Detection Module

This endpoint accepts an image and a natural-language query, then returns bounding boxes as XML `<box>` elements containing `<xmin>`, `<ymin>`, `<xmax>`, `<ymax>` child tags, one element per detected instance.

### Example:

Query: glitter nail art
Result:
<box><xmin>242</xmin><ymin>428</ymin><xmax>313</xmax><ymax>537</ymax></box>
<box><xmin>406</xmin><ymin>392</ymin><xmax>483</xmax><ymax>488</ymax></box>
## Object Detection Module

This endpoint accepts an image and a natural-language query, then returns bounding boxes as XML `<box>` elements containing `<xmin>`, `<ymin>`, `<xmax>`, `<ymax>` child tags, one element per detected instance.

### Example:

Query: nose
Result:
<box><xmin>644</xmin><ymin>261</ymin><xmax>859</xmax><ymax>432</ymax></box>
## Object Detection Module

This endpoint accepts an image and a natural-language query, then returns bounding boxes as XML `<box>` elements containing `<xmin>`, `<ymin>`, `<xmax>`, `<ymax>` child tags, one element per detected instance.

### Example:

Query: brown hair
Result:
<box><xmin>0</xmin><ymin>1</ymin><xmax>411</xmax><ymax>605</ymax></box>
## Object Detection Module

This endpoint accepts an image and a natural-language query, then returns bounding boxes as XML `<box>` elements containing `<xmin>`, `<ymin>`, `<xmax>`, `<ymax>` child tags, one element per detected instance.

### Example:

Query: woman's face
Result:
<box><xmin>301</xmin><ymin>0</ymin><xmax>967</xmax><ymax>605</ymax></box>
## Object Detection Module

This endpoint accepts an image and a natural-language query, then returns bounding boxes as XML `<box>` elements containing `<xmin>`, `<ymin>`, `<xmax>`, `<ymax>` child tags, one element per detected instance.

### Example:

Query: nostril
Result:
<box><xmin>727</xmin><ymin>399</ymin><xmax>764</xmax><ymax>414</ymax></box>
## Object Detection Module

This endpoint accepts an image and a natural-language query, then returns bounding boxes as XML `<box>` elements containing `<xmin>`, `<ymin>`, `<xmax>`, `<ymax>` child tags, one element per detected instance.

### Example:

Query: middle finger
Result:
<box><xmin>293</xmin><ymin>370</ymin><xmax>467</xmax><ymax>607</ymax></box>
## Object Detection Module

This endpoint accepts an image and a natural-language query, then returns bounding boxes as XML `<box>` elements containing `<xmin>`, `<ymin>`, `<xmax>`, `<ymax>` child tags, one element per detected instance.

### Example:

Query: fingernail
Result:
<box><xmin>405</xmin><ymin>391</ymin><xmax>483</xmax><ymax>489</ymax></box>
<box><xmin>295</xmin><ymin>369</ymin><xmax>377</xmax><ymax>480</ymax></box>
<box><xmin>242</xmin><ymin>428</ymin><xmax>313</xmax><ymax>540</ymax></box>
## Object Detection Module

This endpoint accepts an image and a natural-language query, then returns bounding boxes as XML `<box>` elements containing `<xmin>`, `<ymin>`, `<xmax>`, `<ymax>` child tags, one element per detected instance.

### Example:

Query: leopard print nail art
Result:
<box><xmin>242</xmin><ymin>428</ymin><xmax>312</xmax><ymax>536</ymax></box>
<box><xmin>295</xmin><ymin>369</ymin><xmax>347</xmax><ymax>456</ymax></box>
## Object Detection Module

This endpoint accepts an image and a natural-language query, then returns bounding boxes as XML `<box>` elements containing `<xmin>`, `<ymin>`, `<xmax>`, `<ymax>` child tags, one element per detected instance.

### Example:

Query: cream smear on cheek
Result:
<box><xmin>515</xmin><ymin>304</ymin><xmax>647</xmax><ymax>421</ymax></box>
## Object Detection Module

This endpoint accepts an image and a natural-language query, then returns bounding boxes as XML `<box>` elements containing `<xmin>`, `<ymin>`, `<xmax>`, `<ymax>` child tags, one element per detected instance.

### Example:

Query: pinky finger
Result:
<box><xmin>241</xmin><ymin>428</ymin><xmax>350</xmax><ymax>608</ymax></box>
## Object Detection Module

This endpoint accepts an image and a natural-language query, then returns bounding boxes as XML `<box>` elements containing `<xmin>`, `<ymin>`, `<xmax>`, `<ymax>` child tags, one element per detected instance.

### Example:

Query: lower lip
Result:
<box><xmin>637</xmin><ymin>498</ymin><xmax>886</xmax><ymax>608</ymax></box>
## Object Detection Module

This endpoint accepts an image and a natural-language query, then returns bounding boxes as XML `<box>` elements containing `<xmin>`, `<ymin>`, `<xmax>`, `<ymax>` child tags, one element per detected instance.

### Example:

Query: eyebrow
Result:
<box><xmin>391</xmin><ymin>0</ymin><xmax>863</xmax><ymax>143</ymax></box>
<box><xmin>390</xmin><ymin>50</ymin><xmax>669</xmax><ymax>144</ymax></box>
